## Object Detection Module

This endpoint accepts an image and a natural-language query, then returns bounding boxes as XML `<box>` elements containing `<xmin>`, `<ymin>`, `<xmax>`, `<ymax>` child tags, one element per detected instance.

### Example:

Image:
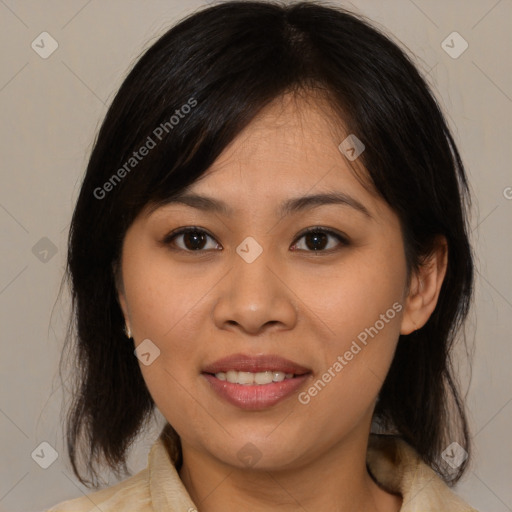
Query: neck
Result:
<box><xmin>178</xmin><ymin>426</ymin><xmax>402</xmax><ymax>512</ymax></box>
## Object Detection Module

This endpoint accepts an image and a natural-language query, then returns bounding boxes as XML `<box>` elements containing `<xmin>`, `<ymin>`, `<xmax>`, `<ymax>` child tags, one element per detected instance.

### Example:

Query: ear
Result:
<box><xmin>400</xmin><ymin>235</ymin><xmax>448</xmax><ymax>335</ymax></box>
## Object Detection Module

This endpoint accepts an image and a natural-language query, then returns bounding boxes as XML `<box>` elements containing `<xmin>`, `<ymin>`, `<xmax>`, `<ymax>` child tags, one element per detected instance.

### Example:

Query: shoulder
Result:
<box><xmin>44</xmin><ymin>433</ymin><xmax>194</xmax><ymax>512</ymax></box>
<box><xmin>367</xmin><ymin>433</ymin><xmax>480</xmax><ymax>511</ymax></box>
<box><xmin>45</xmin><ymin>467</ymin><xmax>151</xmax><ymax>512</ymax></box>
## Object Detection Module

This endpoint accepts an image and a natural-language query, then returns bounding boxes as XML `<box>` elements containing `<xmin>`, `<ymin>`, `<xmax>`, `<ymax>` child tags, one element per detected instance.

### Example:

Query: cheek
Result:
<box><xmin>298</xmin><ymin>246</ymin><xmax>406</xmax><ymax>343</ymax></box>
<box><xmin>294</xmin><ymin>286</ymin><xmax>403</xmax><ymax>445</ymax></box>
<box><xmin>123</xmin><ymin>243</ymin><xmax>210</xmax><ymax>341</ymax></box>
<box><xmin>122</xmin><ymin>249</ymin><xmax>214</xmax><ymax>423</ymax></box>
<box><xmin>296</xmin><ymin>244</ymin><xmax>406</xmax><ymax>400</ymax></box>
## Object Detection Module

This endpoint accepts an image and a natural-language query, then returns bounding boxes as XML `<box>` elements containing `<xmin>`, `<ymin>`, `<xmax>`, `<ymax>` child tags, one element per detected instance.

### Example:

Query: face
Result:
<box><xmin>117</xmin><ymin>92</ymin><xmax>417</xmax><ymax>471</ymax></box>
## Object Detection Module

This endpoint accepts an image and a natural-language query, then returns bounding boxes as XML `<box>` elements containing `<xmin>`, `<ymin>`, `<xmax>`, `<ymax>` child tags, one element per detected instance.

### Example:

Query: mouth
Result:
<box><xmin>201</xmin><ymin>353</ymin><xmax>312</xmax><ymax>409</ymax></box>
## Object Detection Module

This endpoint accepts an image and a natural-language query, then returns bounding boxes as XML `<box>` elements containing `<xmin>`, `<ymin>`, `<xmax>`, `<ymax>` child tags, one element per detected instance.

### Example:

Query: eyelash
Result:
<box><xmin>161</xmin><ymin>225</ymin><xmax>350</xmax><ymax>254</ymax></box>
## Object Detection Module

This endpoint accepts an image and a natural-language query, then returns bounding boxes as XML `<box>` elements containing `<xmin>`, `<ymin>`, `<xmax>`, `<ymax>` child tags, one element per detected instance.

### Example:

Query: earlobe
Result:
<box><xmin>400</xmin><ymin>236</ymin><xmax>448</xmax><ymax>335</ymax></box>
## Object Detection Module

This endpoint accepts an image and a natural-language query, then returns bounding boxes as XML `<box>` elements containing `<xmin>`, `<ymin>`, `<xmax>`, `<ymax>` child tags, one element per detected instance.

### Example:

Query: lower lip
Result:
<box><xmin>202</xmin><ymin>373</ymin><xmax>310</xmax><ymax>410</ymax></box>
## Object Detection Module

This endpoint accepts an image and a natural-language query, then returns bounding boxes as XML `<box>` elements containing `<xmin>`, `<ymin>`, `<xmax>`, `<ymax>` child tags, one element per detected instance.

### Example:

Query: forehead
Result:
<box><xmin>181</xmin><ymin>94</ymin><xmax>379</xmax><ymax>205</ymax></box>
<box><xmin>217</xmin><ymin>91</ymin><xmax>350</xmax><ymax>167</ymax></box>
<box><xmin>144</xmin><ymin>91</ymin><xmax>389</xmax><ymax>222</ymax></box>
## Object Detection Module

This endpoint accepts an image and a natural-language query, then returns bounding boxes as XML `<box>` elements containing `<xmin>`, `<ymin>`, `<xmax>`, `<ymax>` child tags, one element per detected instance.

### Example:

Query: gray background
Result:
<box><xmin>0</xmin><ymin>0</ymin><xmax>511</xmax><ymax>511</ymax></box>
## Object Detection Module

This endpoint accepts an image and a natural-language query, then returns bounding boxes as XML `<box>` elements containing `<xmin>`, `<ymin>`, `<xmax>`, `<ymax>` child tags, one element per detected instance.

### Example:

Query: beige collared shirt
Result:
<box><xmin>47</xmin><ymin>432</ymin><xmax>479</xmax><ymax>511</ymax></box>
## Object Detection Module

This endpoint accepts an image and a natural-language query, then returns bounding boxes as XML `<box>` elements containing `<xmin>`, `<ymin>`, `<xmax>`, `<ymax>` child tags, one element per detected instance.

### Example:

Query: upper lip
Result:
<box><xmin>202</xmin><ymin>353</ymin><xmax>311</xmax><ymax>375</ymax></box>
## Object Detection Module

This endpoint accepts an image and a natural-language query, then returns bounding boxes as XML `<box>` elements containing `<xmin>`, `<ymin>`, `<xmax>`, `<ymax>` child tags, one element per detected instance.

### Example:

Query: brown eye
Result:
<box><xmin>163</xmin><ymin>227</ymin><xmax>220</xmax><ymax>252</ymax></box>
<box><xmin>291</xmin><ymin>227</ymin><xmax>349</xmax><ymax>253</ymax></box>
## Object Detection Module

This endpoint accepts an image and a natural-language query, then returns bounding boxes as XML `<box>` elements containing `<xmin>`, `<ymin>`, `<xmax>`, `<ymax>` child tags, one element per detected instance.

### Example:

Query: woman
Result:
<box><xmin>48</xmin><ymin>1</ymin><xmax>479</xmax><ymax>510</ymax></box>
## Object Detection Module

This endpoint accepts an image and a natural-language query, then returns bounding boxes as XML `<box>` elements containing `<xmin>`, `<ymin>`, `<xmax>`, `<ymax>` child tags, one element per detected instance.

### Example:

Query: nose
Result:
<box><xmin>212</xmin><ymin>245</ymin><xmax>298</xmax><ymax>336</ymax></box>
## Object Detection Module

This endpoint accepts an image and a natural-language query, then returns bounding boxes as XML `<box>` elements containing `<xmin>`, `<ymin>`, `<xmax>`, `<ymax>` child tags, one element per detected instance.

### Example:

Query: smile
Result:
<box><xmin>201</xmin><ymin>353</ymin><xmax>312</xmax><ymax>409</ymax></box>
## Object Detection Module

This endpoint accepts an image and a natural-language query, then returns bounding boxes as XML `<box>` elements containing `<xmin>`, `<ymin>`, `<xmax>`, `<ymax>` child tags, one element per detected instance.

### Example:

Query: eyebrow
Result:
<box><xmin>154</xmin><ymin>190</ymin><xmax>372</xmax><ymax>219</ymax></box>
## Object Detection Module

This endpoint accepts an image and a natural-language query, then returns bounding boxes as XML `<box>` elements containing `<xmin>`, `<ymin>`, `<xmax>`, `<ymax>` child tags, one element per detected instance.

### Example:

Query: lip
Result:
<box><xmin>202</xmin><ymin>373</ymin><xmax>311</xmax><ymax>410</ymax></box>
<box><xmin>201</xmin><ymin>353</ymin><xmax>312</xmax><ymax>410</ymax></box>
<box><xmin>202</xmin><ymin>353</ymin><xmax>311</xmax><ymax>375</ymax></box>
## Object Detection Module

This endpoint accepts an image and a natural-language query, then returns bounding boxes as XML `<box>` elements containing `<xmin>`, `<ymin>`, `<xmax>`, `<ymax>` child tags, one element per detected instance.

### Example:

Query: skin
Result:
<box><xmin>117</xmin><ymin>91</ymin><xmax>447</xmax><ymax>512</ymax></box>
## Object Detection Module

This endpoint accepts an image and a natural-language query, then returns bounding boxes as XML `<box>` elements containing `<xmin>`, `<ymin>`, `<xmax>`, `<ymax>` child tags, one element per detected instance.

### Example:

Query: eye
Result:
<box><xmin>291</xmin><ymin>226</ymin><xmax>349</xmax><ymax>253</ymax></box>
<box><xmin>161</xmin><ymin>226</ymin><xmax>349</xmax><ymax>254</ymax></box>
<box><xmin>162</xmin><ymin>226</ymin><xmax>220</xmax><ymax>252</ymax></box>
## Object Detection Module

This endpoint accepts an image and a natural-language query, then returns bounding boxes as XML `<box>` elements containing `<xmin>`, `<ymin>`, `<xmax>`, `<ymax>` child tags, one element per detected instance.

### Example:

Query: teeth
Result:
<box><xmin>226</xmin><ymin>370</ymin><xmax>237</xmax><ymax>382</ymax></box>
<box><xmin>238</xmin><ymin>371</ymin><xmax>255</xmax><ymax>385</ymax></box>
<box><xmin>272</xmin><ymin>371</ymin><xmax>285</xmax><ymax>382</ymax></box>
<box><xmin>254</xmin><ymin>371</ymin><xmax>273</xmax><ymax>384</ymax></box>
<box><xmin>214</xmin><ymin>370</ymin><xmax>296</xmax><ymax>385</ymax></box>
